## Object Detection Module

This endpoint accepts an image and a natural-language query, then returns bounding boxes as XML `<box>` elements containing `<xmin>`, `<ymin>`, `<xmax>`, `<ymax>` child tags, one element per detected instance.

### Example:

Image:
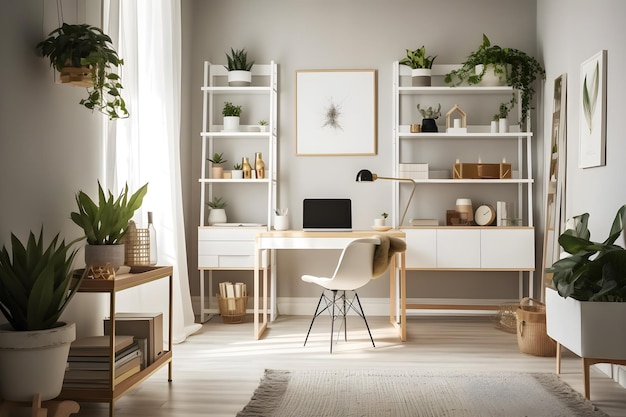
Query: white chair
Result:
<box><xmin>301</xmin><ymin>237</ymin><xmax>381</xmax><ymax>353</ymax></box>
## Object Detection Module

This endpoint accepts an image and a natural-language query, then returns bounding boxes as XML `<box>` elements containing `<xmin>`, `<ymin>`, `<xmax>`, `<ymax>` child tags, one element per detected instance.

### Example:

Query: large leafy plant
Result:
<box><xmin>36</xmin><ymin>23</ymin><xmax>128</xmax><ymax>120</ymax></box>
<box><xmin>548</xmin><ymin>204</ymin><xmax>626</xmax><ymax>301</ymax></box>
<box><xmin>444</xmin><ymin>34</ymin><xmax>545</xmax><ymax>128</ymax></box>
<box><xmin>71</xmin><ymin>182</ymin><xmax>148</xmax><ymax>245</ymax></box>
<box><xmin>0</xmin><ymin>229</ymin><xmax>87</xmax><ymax>331</ymax></box>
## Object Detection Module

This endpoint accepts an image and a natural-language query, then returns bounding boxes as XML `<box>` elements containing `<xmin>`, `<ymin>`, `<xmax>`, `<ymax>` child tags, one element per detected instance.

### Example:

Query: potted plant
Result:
<box><xmin>494</xmin><ymin>98</ymin><xmax>516</xmax><ymax>133</ymax></box>
<box><xmin>258</xmin><ymin>119</ymin><xmax>269</xmax><ymax>132</ymax></box>
<box><xmin>224</xmin><ymin>47</ymin><xmax>254</xmax><ymax>86</ymax></box>
<box><xmin>444</xmin><ymin>34</ymin><xmax>545</xmax><ymax>128</ymax></box>
<box><xmin>207</xmin><ymin>196</ymin><xmax>227</xmax><ymax>225</ymax></box>
<box><xmin>231</xmin><ymin>162</ymin><xmax>244</xmax><ymax>179</ymax></box>
<box><xmin>208</xmin><ymin>152</ymin><xmax>228</xmax><ymax>179</ymax></box>
<box><xmin>399</xmin><ymin>46</ymin><xmax>437</xmax><ymax>86</ymax></box>
<box><xmin>0</xmin><ymin>229</ymin><xmax>88</xmax><ymax>401</ymax></box>
<box><xmin>416</xmin><ymin>103</ymin><xmax>441</xmax><ymax>132</ymax></box>
<box><xmin>71</xmin><ymin>182</ymin><xmax>148</xmax><ymax>270</ymax></box>
<box><xmin>374</xmin><ymin>212</ymin><xmax>389</xmax><ymax>228</ymax></box>
<box><xmin>222</xmin><ymin>101</ymin><xmax>242</xmax><ymax>132</ymax></box>
<box><xmin>36</xmin><ymin>23</ymin><xmax>128</xmax><ymax>120</ymax></box>
<box><xmin>546</xmin><ymin>204</ymin><xmax>626</xmax><ymax>360</ymax></box>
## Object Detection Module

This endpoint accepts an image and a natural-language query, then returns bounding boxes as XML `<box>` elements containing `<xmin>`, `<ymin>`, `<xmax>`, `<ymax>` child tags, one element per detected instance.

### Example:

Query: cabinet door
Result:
<box><xmin>480</xmin><ymin>228</ymin><xmax>535</xmax><ymax>269</ymax></box>
<box><xmin>436</xmin><ymin>229</ymin><xmax>480</xmax><ymax>268</ymax></box>
<box><xmin>403</xmin><ymin>228</ymin><xmax>437</xmax><ymax>269</ymax></box>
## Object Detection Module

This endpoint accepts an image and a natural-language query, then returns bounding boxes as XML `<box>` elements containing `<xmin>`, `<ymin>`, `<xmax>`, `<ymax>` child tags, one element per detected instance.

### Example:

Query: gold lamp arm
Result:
<box><xmin>376</xmin><ymin>176</ymin><xmax>417</xmax><ymax>227</ymax></box>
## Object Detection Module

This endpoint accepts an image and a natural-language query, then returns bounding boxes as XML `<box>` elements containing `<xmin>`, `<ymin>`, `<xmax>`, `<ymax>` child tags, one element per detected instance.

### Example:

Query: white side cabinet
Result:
<box><xmin>393</xmin><ymin>61</ymin><xmax>536</xmax><ymax>310</ymax></box>
<box><xmin>198</xmin><ymin>61</ymin><xmax>277</xmax><ymax>322</ymax></box>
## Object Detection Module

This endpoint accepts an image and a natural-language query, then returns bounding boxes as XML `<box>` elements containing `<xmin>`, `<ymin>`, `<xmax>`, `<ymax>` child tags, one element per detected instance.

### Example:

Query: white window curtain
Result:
<box><xmin>103</xmin><ymin>0</ymin><xmax>200</xmax><ymax>343</ymax></box>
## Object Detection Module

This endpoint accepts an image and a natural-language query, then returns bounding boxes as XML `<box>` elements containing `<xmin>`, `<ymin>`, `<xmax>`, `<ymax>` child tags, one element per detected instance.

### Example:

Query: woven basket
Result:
<box><xmin>217</xmin><ymin>294</ymin><xmax>248</xmax><ymax>324</ymax></box>
<box><xmin>516</xmin><ymin>297</ymin><xmax>557</xmax><ymax>357</ymax></box>
<box><xmin>493</xmin><ymin>303</ymin><xmax>518</xmax><ymax>334</ymax></box>
<box><xmin>122</xmin><ymin>221</ymin><xmax>151</xmax><ymax>266</ymax></box>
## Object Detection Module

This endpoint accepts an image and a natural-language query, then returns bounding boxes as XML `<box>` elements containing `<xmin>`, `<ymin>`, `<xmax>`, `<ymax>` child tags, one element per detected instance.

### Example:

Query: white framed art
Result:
<box><xmin>578</xmin><ymin>50</ymin><xmax>607</xmax><ymax>168</ymax></box>
<box><xmin>295</xmin><ymin>69</ymin><xmax>377</xmax><ymax>156</ymax></box>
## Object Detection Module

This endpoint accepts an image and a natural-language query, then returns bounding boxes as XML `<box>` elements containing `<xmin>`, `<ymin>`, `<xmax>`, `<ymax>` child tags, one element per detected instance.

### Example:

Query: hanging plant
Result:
<box><xmin>36</xmin><ymin>23</ymin><xmax>129</xmax><ymax>120</ymax></box>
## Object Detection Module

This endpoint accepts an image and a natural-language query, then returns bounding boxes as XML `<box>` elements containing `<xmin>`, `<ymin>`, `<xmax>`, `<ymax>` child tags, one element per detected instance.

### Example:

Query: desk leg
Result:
<box><xmin>389</xmin><ymin>252</ymin><xmax>407</xmax><ymax>342</ymax></box>
<box><xmin>400</xmin><ymin>252</ymin><xmax>406</xmax><ymax>341</ymax></box>
<box><xmin>254</xmin><ymin>242</ymin><xmax>268</xmax><ymax>339</ymax></box>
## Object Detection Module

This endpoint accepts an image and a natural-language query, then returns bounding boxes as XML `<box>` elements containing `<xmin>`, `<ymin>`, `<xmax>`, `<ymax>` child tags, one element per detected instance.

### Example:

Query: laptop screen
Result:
<box><xmin>303</xmin><ymin>198</ymin><xmax>352</xmax><ymax>231</ymax></box>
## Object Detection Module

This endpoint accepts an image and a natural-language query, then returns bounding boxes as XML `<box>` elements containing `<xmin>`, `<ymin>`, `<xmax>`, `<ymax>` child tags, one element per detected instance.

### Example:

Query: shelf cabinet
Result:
<box><xmin>198</xmin><ymin>61</ymin><xmax>277</xmax><ymax>322</ymax></box>
<box><xmin>393</xmin><ymin>62</ymin><xmax>536</xmax><ymax>308</ymax></box>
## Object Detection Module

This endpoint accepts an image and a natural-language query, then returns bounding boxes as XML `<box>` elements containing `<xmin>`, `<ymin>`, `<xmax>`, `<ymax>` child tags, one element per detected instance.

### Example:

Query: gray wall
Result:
<box><xmin>183</xmin><ymin>0</ymin><xmax>539</xmax><ymax>301</ymax></box>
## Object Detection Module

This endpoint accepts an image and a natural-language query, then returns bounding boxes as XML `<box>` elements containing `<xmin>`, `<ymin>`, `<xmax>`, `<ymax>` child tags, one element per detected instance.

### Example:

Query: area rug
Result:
<box><xmin>237</xmin><ymin>369</ymin><xmax>609</xmax><ymax>417</ymax></box>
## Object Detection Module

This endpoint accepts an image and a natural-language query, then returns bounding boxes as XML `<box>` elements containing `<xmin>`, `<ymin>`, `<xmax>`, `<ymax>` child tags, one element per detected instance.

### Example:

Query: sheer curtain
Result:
<box><xmin>103</xmin><ymin>0</ymin><xmax>200</xmax><ymax>343</ymax></box>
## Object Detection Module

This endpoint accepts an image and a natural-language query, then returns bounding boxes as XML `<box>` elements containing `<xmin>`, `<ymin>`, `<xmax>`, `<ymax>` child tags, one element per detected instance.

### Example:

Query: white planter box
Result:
<box><xmin>546</xmin><ymin>287</ymin><xmax>626</xmax><ymax>360</ymax></box>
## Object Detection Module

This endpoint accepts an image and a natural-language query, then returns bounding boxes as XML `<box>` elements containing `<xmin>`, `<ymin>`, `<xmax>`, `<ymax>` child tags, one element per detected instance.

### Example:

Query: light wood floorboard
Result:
<box><xmin>72</xmin><ymin>315</ymin><xmax>626</xmax><ymax>417</ymax></box>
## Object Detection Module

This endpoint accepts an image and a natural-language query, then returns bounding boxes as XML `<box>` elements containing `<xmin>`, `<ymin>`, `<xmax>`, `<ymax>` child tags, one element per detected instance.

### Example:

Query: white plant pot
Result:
<box><xmin>274</xmin><ymin>215</ymin><xmax>289</xmax><ymax>231</ymax></box>
<box><xmin>411</xmin><ymin>68</ymin><xmax>432</xmax><ymax>86</ymax></box>
<box><xmin>374</xmin><ymin>218</ymin><xmax>386</xmax><ymax>227</ymax></box>
<box><xmin>546</xmin><ymin>287</ymin><xmax>626</xmax><ymax>360</ymax></box>
<box><xmin>84</xmin><ymin>243</ymin><xmax>125</xmax><ymax>270</ymax></box>
<box><xmin>208</xmin><ymin>208</ymin><xmax>227</xmax><ymax>225</ymax></box>
<box><xmin>0</xmin><ymin>322</ymin><xmax>76</xmax><ymax>401</ymax></box>
<box><xmin>227</xmin><ymin>70</ymin><xmax>251</xmax><ymax>86</ymax></box>
<box><xmin>223</xmin><ymin>116</ymin><xmax>240</xmax><ymax>132</ymax></box>
<box><xmin>499</xmin><ymin>118</ymin><xmax>508</xmax><ymax>133</ymax></box>
<box><xmin>475</xmin><ymin>64</ymin><xmax>507</xmax><ymax>86</ymax></box>
<box><xmin>258</xmin><ymin>125</ymin><xmax>269</xmax><ymax>132</ymax></box>
<box><xmin>490</xmin><ymin>120</ymin><xmax>498</xmax><ymax>133</ymax></box>
<box><xmin>231</xmin><ymin>170</ymin><xmax>244</xmax><ymax>179</ymax></box>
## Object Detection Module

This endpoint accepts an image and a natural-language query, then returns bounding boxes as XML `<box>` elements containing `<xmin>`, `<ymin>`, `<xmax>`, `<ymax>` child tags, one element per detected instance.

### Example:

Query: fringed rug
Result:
<box><xmin>237</xmin><ymin>369</ymin><xmax>609</xmax><ymax>417</ymax></box>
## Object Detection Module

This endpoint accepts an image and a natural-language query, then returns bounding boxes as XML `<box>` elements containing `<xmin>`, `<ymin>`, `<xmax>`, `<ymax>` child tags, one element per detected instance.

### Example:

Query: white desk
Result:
<box><xmin>253</xmin><ymin>230</ymin><xmax>407</xmax><ymax>341</ymax></box>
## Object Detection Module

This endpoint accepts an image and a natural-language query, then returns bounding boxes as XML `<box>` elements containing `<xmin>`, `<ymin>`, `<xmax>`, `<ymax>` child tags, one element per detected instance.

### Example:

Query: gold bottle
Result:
<box><xmin>242</xmin><ymin>156</ymin><xmax>252</xmax><ymax>179</ymax></box>
<box><xmin>255</xmin><ymin>152</ymin><xmax>265</xmax><ymax>179</ymax></box>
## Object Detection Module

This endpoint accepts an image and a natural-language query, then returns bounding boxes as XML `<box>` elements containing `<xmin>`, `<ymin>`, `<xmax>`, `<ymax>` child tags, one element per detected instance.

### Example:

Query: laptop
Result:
<box><xmin>302</xmin><ymin>198</ymin><xmax>352</xmax><ymax>231</ymax></box>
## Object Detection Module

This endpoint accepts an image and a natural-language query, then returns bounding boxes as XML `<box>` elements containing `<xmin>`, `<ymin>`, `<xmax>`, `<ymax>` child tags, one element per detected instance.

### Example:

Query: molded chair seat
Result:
<box><xmin>301</xmin><ymin>237</ymin><xmax>380</xmax><ymax>353</ymax></box>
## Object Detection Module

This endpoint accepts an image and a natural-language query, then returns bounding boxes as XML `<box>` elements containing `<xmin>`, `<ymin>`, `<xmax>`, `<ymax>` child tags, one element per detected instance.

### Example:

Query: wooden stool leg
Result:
<box><xmin>555</xmin><ymin>342</ymin><xmax>562</xmax><ymax>374</ymax></box>
<box><xmin>583</xmin><ymin>358</ymin><xmax>591</xmax><ymax>399</ymax></box>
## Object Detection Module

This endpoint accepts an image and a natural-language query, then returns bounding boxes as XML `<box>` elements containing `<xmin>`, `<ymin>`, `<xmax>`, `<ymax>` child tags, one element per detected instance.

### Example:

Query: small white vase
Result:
<box><xmin>490</xmin><ymin>120</ymin><xmax>498</xmax><ymax>133</ymax></box>
<box><xmin>231</xmin><ymin>170</ymin><xmax>244</xmax><ymax>179</ymax></box>
<box><xmin>499</xmin><ymin>118</ymin><xmax>508</xmax><ymax>133</ymax></box>
<box><xmin>223</xmin><ymin>116</ymin><xmax>240</xmax><ymax>132</ymax></box>
<box><xmin>227</xmin><ymin>70</ymin><xmax>251</xmax><ymax>86</ymax></box>
<box><xmin>208</xmin><ymin>208</ymin><xmax>227</xmax><ymax>225</ymax></box>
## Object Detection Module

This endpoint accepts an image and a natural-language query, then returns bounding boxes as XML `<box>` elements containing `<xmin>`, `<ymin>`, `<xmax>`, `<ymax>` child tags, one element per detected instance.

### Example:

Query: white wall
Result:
<box><xmin>537</xmin><ymin>0</ymin><xmax>626</xmax><ymax>387</ymax></box>
<box><xmin>0</xmin><ymin>1</ymin><xmax>107</xmax><ymax>335</ymax></box>
<box><xmin>183</xmin><ymin>0</ymin><xmax>539</xmax><ymax>301</ymax></box>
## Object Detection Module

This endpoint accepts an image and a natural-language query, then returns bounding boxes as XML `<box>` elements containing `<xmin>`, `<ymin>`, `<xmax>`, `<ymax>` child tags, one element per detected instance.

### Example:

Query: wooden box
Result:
<box><xmin>104</xmin><ymin>312</ymin><xmax>163</xmax><ymax>365</ymax></box>
<box><xmin>453</xmin><ymin>162</ymin><xmax>512</xmax><ymax>179</ymax></box>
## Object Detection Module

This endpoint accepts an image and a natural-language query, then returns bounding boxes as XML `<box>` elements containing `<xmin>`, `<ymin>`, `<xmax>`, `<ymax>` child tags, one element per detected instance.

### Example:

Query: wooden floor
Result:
<box><xmin>72</xmin><ymin>315</ymin><xmax>626</xmax><ymax>417</ymax></box>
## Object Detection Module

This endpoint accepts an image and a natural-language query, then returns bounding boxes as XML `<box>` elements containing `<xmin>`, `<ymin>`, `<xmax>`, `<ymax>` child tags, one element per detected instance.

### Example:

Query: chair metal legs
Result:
<box><xmin>303</xmin><ymin>289</ymin><xmax>375</xmax><ymax>353</ymax></box>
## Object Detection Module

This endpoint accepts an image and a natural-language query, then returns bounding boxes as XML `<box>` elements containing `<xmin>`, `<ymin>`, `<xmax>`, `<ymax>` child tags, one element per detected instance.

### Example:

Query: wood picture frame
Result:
<box><xmin>578</xmin><ymin>50</ymin><xmax>607</xmax><ymax>168</ymax></box>
<box><xmin>295</xmin><ymin>69</ymin><xmax>377</xmax><ymax>156</ymax></box>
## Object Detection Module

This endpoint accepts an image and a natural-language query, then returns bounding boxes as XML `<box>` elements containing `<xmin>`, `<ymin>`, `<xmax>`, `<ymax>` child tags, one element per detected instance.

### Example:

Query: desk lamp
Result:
<box><xmin>355</xmin><ymin>169</ymin><xmax>417</xmax><ymax>227</ymax></box>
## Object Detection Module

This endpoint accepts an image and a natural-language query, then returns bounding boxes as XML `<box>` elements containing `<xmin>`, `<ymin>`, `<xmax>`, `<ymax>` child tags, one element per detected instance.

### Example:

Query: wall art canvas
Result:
<box><xmin>578</xmin><ymin>50</ymin><xmax>607</xmax><ymax>168</ymax></box>
<box><xmin>296</xmin><ymin>70</ymin><xmax>377</xmax><ymax>156</ymax></box>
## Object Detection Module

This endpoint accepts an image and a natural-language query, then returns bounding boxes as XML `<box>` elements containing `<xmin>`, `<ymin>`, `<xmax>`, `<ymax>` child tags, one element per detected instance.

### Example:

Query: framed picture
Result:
<box><xmin>296</xmin><ymin>69</ymin><xmax>377</xmax><ymax>156</ymax></box>
<box><xmin>578</xmin><ymin>50</ymin><xmax>607</xmax><ymax>168</ymax></box>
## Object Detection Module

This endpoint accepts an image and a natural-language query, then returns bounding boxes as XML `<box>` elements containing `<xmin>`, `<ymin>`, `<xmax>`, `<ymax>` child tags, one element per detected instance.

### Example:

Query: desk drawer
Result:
<box><xmin>198</xmin><ymin>226</ymin><xmax>264</xmax><ymax>241</ymax></box>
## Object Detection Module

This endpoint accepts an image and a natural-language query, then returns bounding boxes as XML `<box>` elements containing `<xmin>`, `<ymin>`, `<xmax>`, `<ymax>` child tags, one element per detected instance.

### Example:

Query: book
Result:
<box><xmin>67</xmin><ymin>345</ymin><xmax>141</xmax><ymax>370</ymax></box>
<box><xmin>69</xmin><ymin>335</ymin><xmax>134</xmax><ymax>356</ymax></box>
<box><xmin>64</xmin><ymin>356</ymin><xmax>141</xmax><ymax>381</ymax></box>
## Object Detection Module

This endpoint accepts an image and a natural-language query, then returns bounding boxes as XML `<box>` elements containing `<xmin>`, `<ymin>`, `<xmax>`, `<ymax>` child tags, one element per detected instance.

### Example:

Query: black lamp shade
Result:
<box><xmin>355</xmin><ymin>169</ymin><xmax>374</xmax><ymax>182</ymax></box>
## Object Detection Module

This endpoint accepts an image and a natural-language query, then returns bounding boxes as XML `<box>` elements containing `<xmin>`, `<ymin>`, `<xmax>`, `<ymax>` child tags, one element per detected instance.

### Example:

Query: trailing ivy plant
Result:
<box><xmin>444</xmin><ymin>34</ymin><xmax>545</xmax><ymax>128</ymax></box>
<box><xmin>36</xmin><ymin>23</ymin><xmax>128</xmax><ymax>120</ymax></box>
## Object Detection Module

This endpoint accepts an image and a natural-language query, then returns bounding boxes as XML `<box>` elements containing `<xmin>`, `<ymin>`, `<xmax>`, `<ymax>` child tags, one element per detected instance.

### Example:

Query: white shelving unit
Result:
<box><xmin>392</xmin><ymin>62</ymin><xmax>535</xmax><ymax>311</ymax></box>
<box><xmin>198</xmin><ymin>61</ymin><xmax>277</xmax><ymax>322</ymax></box>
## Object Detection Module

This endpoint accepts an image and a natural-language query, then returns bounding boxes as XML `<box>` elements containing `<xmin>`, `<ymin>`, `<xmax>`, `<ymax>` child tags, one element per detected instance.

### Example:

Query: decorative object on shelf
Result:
<box><xmin>258</xmin><ymin>120</ymin><xmax>269</xmax><ymax>132</ymax></box>
<box><xmin>445</xmin><ymin>104</ymin><xmax>467</xmax><ymax>133</ymax></box>
<box><xmin>444</xmin><ymin>34</ymin><xmax>546</xmax><ymax>128</ymax></box>
<box><xmin>410</xmin><ymin>124</ymin><xmax>421</xmax><ymax>133</ymax></box>
<box><xmin>122</xmin><ymin>220</ymin><xmax>150</xmax><ymax>266</ymax></box>
<box><xmin>208</xmin><ymin>152</ymin><xmax>228</xmax><ymax>179</ymax></box>
<box><xmin>36</xmin><ymin>23</ymin><xmax>128</xmax><ymax>120</ymax></box>
<box><xmin>417</xmin><ymin>103</ymin><xmax>441</xmax><ymax>132</ymax></box>
<box><xmin>147</xmin><ymin>211</ymin><xmax>158</xmax><ymax>265</ymax></box>
<box><xmin>398</xmin><ymin>46</ymin><xmax>437</xmax><ymax>86</ymax></box>
<box><xmin>71</xmin><ymin>182</ymin><xmax>148</xmax><ymax>271</ymax></box>
<box><xmin>224</xmin><ymin>48</ymin><xmax>254</xmax><ymax>86</ymax></box>
<box><xmin>207</xmin><ymin>196</ymin><xmax>227</xmax><ymax>225</ymax></box>
<box><xmin>355</xmin><ymin>170</ymin><xmax>417</xmax><ymax>227</ymax></box>
<box><xmin>0</xmin><ymin>229</ymin><xmax>87</xmax><ymax>402</ymax></box>
<box><xmin>578</xmin><ymin>50</ymin><xmax>607</xmax><ymax>168</ymax></box>
<box><xmin>495</xmin><ymin>99</ymin><xmax>515</xmax><ymax>133</ymax></box>
<box><xmin>274</xmin><ymin>208</ymin><xmax>289</xmax><ymax>231</ymax></box>
<box><xmin>254</xmin><ymin>152</ymin><xmax>266</xmax><ymax>179</ymax></box>
<box><xmin>453</xmin><ymin>162</ymin><xmax>512</xmax><ymax>179</ymax></box>
<box><xmin>455</xmin><ymin>198</ymin><xmax>474</xmax><ymax>224</ymax></box>
<box><xmin>374</xmin><ymin>212</ymin><xmax>388</xmax><ymax>228</ymax></box>
<box><xmin>490</xmin><ymin>119</ymin><xmax>498</xmax><ymax>133</ymax></box>
<box><xmin>474</xmin><ymin>204</ymin><xmax>496</xmax><ymax>226</ymax></box>
<box><xmin>242</xmin><ymin>156</ymin><xmax>252</xmax><ymax>179</ymax></box>
<box><xmin>231</xmin><ymin>162</ymin><xmax>244</xmax><ymax>179</ymax></box>
<box><xmin>296</xmin><ymin>69</ymin><xmax>377</xmax><ymax>156</ymax></box>
<box><xmin>222</xmin><ymin>102</ymin><xmax>242</xmax><ymax>132</ymax></box>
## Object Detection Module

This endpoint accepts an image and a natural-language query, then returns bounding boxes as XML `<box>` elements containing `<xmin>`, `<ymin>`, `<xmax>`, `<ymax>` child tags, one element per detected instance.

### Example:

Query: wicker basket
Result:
<box><xmin>216</xmin><ymin>294</ymin><xmax>248</xmax><ymax>324</ymax></box>
<box><xmin>493</xmin><ymin>303</ymin><xmax>518</xmax><ymax>334</ymax></box>
<box><xmin>516</xmin><ymin>297</ymin><xmax>557</xmax><ymax>357</ymax></box>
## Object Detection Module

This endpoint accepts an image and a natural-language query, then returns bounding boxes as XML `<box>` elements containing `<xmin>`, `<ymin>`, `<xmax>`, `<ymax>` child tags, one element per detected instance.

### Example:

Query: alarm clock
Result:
<box><xmin>474</xmin><ymin>204</ymin><xmax>496</xmax><ymax>226</ymax></box>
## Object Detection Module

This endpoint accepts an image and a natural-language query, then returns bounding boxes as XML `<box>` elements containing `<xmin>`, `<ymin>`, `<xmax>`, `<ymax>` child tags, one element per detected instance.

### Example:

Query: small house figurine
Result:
<box><xmin>445</xmin><ymin>104</ymin><xmax>467</xmax><ymax>133</ymax></box>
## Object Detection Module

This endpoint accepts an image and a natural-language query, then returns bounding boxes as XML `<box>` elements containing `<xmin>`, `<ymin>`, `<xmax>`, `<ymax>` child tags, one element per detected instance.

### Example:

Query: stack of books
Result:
<box><xmin>64</xmin><ymin>335</ymin><xmax>146</xmax><ymax>389</ymax></box>
<box><xmin>218</xmin><ymin>281</ymin><xmax>247</xmax><ymax>310</ymax></box>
